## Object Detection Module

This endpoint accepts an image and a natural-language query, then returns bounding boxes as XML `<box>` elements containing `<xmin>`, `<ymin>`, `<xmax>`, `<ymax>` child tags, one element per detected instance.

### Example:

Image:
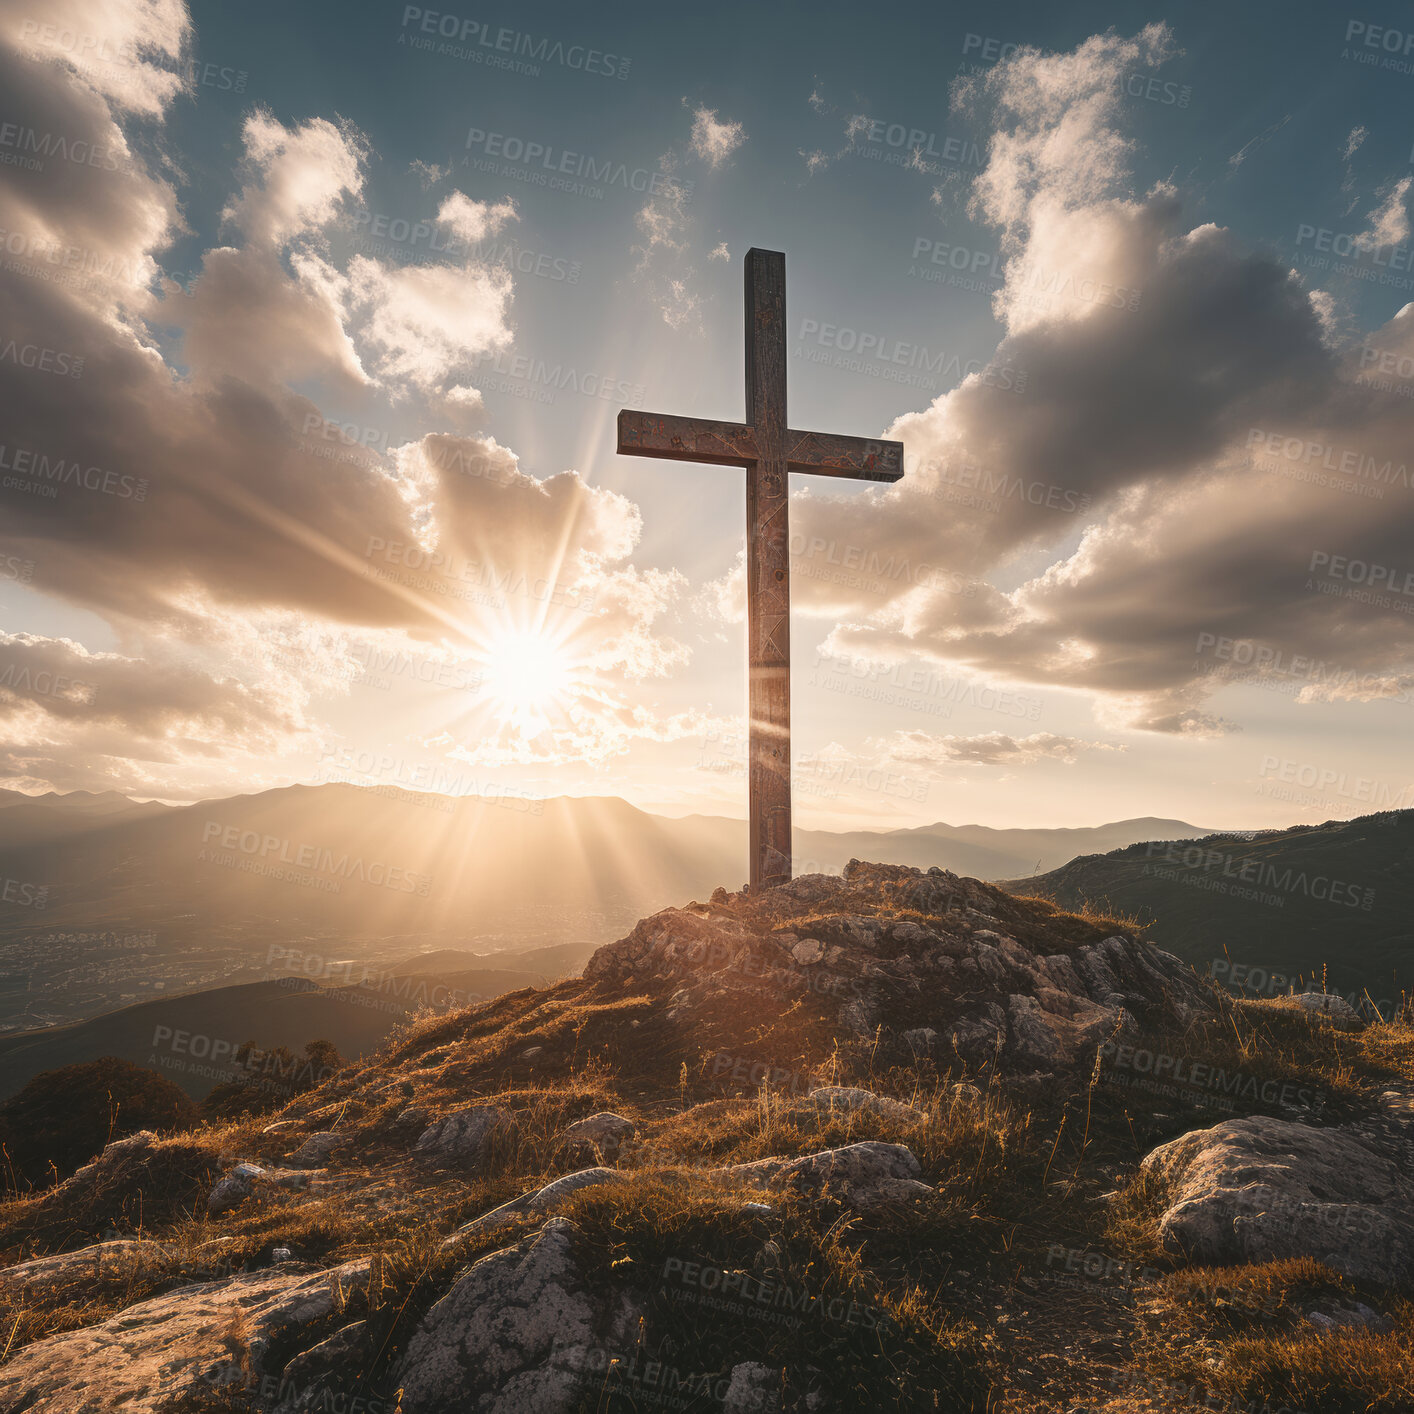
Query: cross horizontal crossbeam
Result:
<box><xmin>617</xmin><ymin>410</ymin><xmax>904</xmax><ymax>481</ymax></box>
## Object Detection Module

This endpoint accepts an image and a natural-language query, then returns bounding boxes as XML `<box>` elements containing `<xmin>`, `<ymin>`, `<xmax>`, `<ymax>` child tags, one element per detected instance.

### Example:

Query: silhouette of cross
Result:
<box><xmin>618</xmin><ymin>248</ymin><xmax>904</xmax><ymax>887</ymax></box>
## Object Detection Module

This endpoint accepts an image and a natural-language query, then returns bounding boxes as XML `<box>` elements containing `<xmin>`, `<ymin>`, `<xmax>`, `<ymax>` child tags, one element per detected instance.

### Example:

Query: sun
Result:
<box><xmin>480</xmin><ymin>628</ymin><xmax>573</xmax><ymax>729</ymax></box>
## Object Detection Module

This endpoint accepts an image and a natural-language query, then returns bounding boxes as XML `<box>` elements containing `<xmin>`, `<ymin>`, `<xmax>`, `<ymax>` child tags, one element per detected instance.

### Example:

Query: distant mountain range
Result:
<box><xmin>795</xmin><ymin>814</ymin><xmax>1214</xmax><ymax>881</ymax></box>
<box><xmin>0</xmin><ymin>788</ymin><xmax>173</xmax><ymax>848</ymax></box>
<box><xmin>0</xmin><ymin>782</ymin><xmax>1206</xmax><ymax>942</ymax></box>
<box><xmin>1004</xmin><ymin>811</ymin><xmax>1414</xmax><ymax>1005</ymax></box>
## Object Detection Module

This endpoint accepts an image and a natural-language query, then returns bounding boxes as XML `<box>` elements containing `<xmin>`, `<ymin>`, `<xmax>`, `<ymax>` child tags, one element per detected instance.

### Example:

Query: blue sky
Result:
<box><xmin>1</xmin><ymin>0</ymin><xmax>1412</xmax><ymax>831</ymax></box>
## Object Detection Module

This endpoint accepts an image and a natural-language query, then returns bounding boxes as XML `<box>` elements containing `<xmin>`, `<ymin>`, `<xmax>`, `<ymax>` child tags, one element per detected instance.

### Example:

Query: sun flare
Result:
<box><xmin>480</xmin><ymin>628</ymin><xmax>573</xmax><ymax>728</ymax></box>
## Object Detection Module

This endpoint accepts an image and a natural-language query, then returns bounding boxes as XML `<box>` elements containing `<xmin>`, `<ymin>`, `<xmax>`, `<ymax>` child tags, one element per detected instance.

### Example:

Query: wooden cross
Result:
<box><xmin>617</xmin><ymin>248</ymin><xmax>904</xmax><ymax>888</ymax></box>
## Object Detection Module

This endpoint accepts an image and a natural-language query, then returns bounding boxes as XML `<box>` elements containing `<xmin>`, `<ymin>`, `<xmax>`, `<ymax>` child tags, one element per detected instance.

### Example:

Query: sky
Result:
<box><xmin>0</xmin><ymin>0</ymin><xmax>1412</xmax><ymax>832</ymax></box>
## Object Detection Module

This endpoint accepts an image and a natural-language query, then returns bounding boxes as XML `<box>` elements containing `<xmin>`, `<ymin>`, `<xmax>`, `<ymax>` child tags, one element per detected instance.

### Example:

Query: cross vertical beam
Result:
<box><xmin>743</xmin><ymin>250</ymin><xmax>791</xmax><ymax>888</ymax></box>
<box><xmin>616</xmin><ymin>248</ymin><xmax>905</xmax><ymax>891</ymax></box>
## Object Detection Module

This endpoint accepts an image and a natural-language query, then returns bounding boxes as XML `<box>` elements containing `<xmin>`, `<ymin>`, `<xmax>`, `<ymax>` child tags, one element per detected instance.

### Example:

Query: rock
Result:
<box><xmin>849</xmin><ymin>1176</ymin><xmax>935</xmax><ymax>1211</ymax></box>
<box><xmin>520</xmin><ymin>1046</ymin><xmax>544</xmax><ymax>1060</ymax></box>
<box><xmin>791</xmin><ymin>937</ymin><xmax>825</xmax><ymax>965</ymax></box>
<box><xmin>397</xmin><ymin>1105</ymin><xmax>430</xmax><ymax>1128</ymax></box>
<box><xmin>711</xmin><ymin>1155</ymin><xmax>792</xmax><ymax>1187</ymax></box>
<box><xmin>724</xmin><ymin>1361</ymin><xmax>781</xmax><ymax>1413</ymax></box>
<box><xmin>1290</xmin><ymin>992</ymin><xmax>1362</xmax><ymax>1027</ymax></box>
<box><xmin>560</xmin><ymin>1112</ymin><xmax>636</xmax><ymax>1155</ymax></box>
<box><xmin>947</xmin><ymin>1006</ymin><xmax>1006</xmax><ymax>1063</ymax></box>
<box><xmin>396</xmin><ymin>1219</ymin><xmax>643</xmax><ymax>1414</ymax></box>
<box><xmin>441</xmin><ymin>1168</ymin><xmax>630</xmax><ymax>1250</ymax></box>
<box><xmin>1005</xmin><ymin>994</ymin><xmax>1067</xmax><ymax>1068</ymax></box>
<box><xmin>902</xmin><ymin>1027</ymin><xmax>938</xmax><ymax>1055</ymax></box>
<box><xmin>773</xmin><ymin>1142</ymin><xmax>924</xmax><ymax>1209</ymax></box>
<box><xmin>54</xmin><ymin>1130</ymin><xmax>158</xmax><ymax>1197</ymax></box>
<box><xmin>807</xmin><ymin>1086</ymin><xmax>926</xmax><ymax>1126</ymax></box>
<box><xmin>274</xmin><ymin>1320</ymin><xmax>372</xmax><ymax>1414</ymax></box>
<box><xmin>0</xmin><ymin>1260</ymin><xmax>370</xmax><ymax>1413</ymax></box>
<box><xmin>208</xmin><ymin>1161</ymin><xmax>267</xmax><ymax>1214</ymax></box>
<box><xmin>584</xmin><ymin>907</ymin><xmax>761</xmax><ymax>986</ymax></box>
<box><xmin>208</xmin><ymin>1162</ymin><xmax>314</xmax><ymax>1215</ymax></box>
<box><xmin>415</xmin><ymin>1106</ymin><xmax>508</xmax><ymax>1164</ymax></box>
<box><xmin>288</xmin><ymin>1131</ymin><xmax>345</xmax><ymax>1168</ymax></box>
<box><xmin>1304</xmin><ymin>1300</ymin><xmax>1393</xmax><ymax>1332</ymax></box>
<box><xmin>0</xmin><ymin>1239</ymin><xmax>175</xmax><ymax>1298</ymax></box>
<box><xmin>799</xmin><ymin>915</ymin><xmax>884</xmax><ymax>951</ymax></box>
<box><xmin>1141</xmin><ymin>1115</ymin><xmax>1414</xmax><ymax>1287</ymax></box>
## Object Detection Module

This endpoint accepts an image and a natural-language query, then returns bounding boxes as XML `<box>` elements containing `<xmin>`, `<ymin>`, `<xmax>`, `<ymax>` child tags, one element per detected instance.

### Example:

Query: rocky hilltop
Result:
<box><xmin>585</xmin><ymin>860</ymin><xmax>1212</xmax><ymax>1070</ymax></box>
<box><xmin>0</xmin><ymin>862</ymin><xmax>1408</xmax><ymax>1413</ymax></box>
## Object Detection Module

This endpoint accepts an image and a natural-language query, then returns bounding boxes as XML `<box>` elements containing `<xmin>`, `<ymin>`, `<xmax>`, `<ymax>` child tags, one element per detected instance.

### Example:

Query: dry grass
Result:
<box><xmin>0</xmin><ymin>931</ymin><xmax>1409</xmax><ymax>1413</ymax></box>
<box><xmin>1130</xmin><ymin>1258</ymin><xmax>1414</xmax><ymax>1413</ymax></box>
<box><xmin>559</xmin><ymin>1172</ymin><xmax>994</xmax><ymax>1412</ymax></box>
<box><xmin>1002</xmin><ymin>891</ymin><xmax>1153</xmax><ymax>942</ymax></box>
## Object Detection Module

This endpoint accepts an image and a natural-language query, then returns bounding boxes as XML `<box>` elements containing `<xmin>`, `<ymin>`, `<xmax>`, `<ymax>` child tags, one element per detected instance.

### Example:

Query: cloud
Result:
<box><xmin>798</xmin><ymin>110</ymin><xmax>887</xmax><ymax>177</ymax></box>
<box><xmin>780</xmin><ymin>26</ymin><xmax>1414</xmax><ymax>737</ymax></box>
<box><xmin>435</xmin><ymin>191</ymin><xmax>516</xmax><ymax>245</ymax></box>
<box><xmin>956</xmin><ymin>24</ymin><xmax>1177</xmax><ymax>232</ymax></box>
<box><xmin>869</xmin><ymin>729</ymin><xmax>1121</xmax><ymax>768</ymax></box>
<box><xmin>173</xmin><ymin>246</ymin><xmax>370</xmax><ymax>390</ymax></box>
<box><xmin>0</xmin><ymin>631</ymin><xmax>301</xmax><ymax>739</ymax></box>
<box><xmin>409</xmin><ymin>159</ymin><xmax>447</xmax><ymax>189</ymax></box>
<box><xmin>631</xmin><ymin>101</ymin><xmax>744</xmax><ymax>330</ymax></box>
<box><xmin>1353</xmin><ymin>176</ymin><xmax>1412</xmax><ymax>251</ymax></box>
<box><xmin>1227</xmin><ymin>114</ymin><xmax>1290</xmax><ymax>173</ymax></box>
<box><xmin>0</xmin><ymin>629</ymin><xmax>318</xmax><ymax>796</ymax></box>
<box><xmin>0</xmin><ymin>5</ymin><xmax>690</xmax><ymax>792</ymax></box>
<box><xmin>3</xmin><ymin>0</ymin><xmax>192</xmax><ymax>117</ymax></box>
<box><xmin>223</xmin><ymin>111</ymin><xmax>366</xmax><ymax>247</ymax></box>
<box><xmin>187</xmin><ymin>117</ymin><xmax>519</xmax><ymax>397</ymax></box>
<box><xmin>632</xmin><ymin>156</ymin><xmax>701</xmax><ymax>330</ymax></box>
<box><xmin>688</xmin><ymin>104</ymin><xmax>746</xmax><ymax>167</ymax></box>
<box><xmin>347</xmin><ymin>254</ymin><xmax>514</xmax><ymax>391</ymax></box>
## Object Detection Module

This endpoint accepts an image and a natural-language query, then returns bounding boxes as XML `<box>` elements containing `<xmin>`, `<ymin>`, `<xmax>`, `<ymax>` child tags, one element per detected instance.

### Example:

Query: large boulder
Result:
<box><xmin>0</xmin><ymin>1260</ymin><xmax>370</xmax><ymax>1412</ymax></box>
<box><xmin>396</xmin><ymin>1218</ymin><xmax>643</xmax><ymax>1414</ymax></box>
<box><xmin>1141</xmin><ymin>1115</ymin><xmax>1414</xmax><ymax>1287</ymax></box>
<box><xmin>773</xmin><ymin>1141</ymin><xmax>928</xmax><ymax>1209</ymax></box>
<box><xmin>273</xmin><ymin>1320</ymin><xmax>375</xmax><ymax>1414</ymax></box>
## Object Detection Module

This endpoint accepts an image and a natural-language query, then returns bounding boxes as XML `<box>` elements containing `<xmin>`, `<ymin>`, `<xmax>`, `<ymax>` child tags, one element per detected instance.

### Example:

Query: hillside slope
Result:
<box><xmin>0</xmin><ymin>940</ymin><xmax>598</xmax><ymax>1100</ymax></box>
<box><xmin>1</xmin><ymin>862</ymin><xmax>1407</xmax><ymax>1411</ymax></box>
<box><xmin>1003</xmin><ymin>810</ymin><xmax>1414</xmax><ymax>1002</ymax></box>
<box><xmin>2</xmin><ymin>859</ymin><xmax>1402</xmax><ymax>1414</ymax></box>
